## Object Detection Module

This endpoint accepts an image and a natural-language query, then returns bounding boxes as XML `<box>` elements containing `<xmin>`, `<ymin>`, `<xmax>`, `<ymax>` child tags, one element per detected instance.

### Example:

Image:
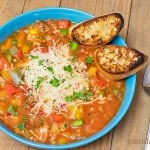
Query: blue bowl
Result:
<box><xmin>0</xmin><ymin>7</ymin><xmax>136</xmax><ymax>150</ymax></box>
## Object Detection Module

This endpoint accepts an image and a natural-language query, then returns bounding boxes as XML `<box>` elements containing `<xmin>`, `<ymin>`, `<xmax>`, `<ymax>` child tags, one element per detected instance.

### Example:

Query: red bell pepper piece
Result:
<box><xmin>95</xmin><ymin>79</ymin><xmax>107</xmax><ymax>88</ymax></box>
<box><xmin>15</xmin><ymin>49</ymin><xmax>24</xmax><ymax>59</ymax></box>
<box><xmin>5</xmin><ymin>83</ymin><xmax>18</xmax><ymax>96</ymax></box>
<box><xmin>58</xmin><ymin>20</ymin><xmax>70</xmax><ymax>29</ymax></box>
<box><xmin>0</xmin><ymin>57</ymin><xmax>10</xmax><ymax>70</ymax></box>
<box><xmin>41</xmin><ymin>47</ymin><xmax>48</xmax><ymax>53</ymax></box>
<box><xmin>51</xmin><ymin>113</ymin><xmax>65</xmax><ymax>123</ymax></box>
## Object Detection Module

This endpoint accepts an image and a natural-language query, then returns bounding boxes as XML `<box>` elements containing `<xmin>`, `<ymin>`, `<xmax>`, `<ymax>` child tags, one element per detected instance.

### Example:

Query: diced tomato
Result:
<box><xmin>80</xmin><ymin>54</ymin><xmax>86</xmax><ymax>62</ymax></box>
<box><xmin>5</xmin><ymin>83</ymin><xmax>18</xmax><ymax>96</ymax></box>
<box><xmin>96</xmin><ymin>79</ymin><xmax>107</xmax><ymax>88</ymax></box>
<box><xmin>0</xmin><ymin>57</ymin><xmax>10</xmax><ymax>70</ymax></box>
<box><xmin>41</xmin><ymin>47</ymin><xmax>48</xmax><ymax>53</ymax></box>
<box><xmin>15</xmin><ymin>49</ymin><xmax>24</xmax><ymax>59</ymax></box>
<box><xmin>58</xmin><ymin>20</ymin><xmax>70</xmax><ymax>29</ymax></box>
<box><xmin>4</xmin><ymin>112</ymin><xmax>11</xmax><ymax>118</ymax></box>
<box><xmin>51</xmin><ymin>113</ymin><xmax>65</xmax><ymax>123</ymax></box>
<box><xmin>25</xmin><ymin>124</ymin><xmax>30</xmax><ymax>129</ymax></box>
<box><xmin>79</xmin><ymin>50</ymin><xmax>91</xmax><ymax>62</ymax></box>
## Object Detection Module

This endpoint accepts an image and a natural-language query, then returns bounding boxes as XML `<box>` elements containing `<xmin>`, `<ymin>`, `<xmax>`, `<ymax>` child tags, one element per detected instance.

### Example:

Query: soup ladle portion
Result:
<box><xmin>93</xmin><ymin>45</ymin><xmax>148</xmax><ymax>80</ymax></box>
<box><xmin>69</xmin><ymin>13</ymin><xmax>124</xmax><ymax>47</ymax></box>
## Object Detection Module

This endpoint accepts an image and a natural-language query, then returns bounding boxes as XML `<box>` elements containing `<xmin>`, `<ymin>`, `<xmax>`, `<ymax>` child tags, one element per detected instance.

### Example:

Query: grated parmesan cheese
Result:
<box><xmin>22</xmin><ymin>42</ymin><xmax>90</xmax><ymax>115</ymax></box>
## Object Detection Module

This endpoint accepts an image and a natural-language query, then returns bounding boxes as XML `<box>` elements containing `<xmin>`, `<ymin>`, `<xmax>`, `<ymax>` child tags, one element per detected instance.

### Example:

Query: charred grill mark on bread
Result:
<box><xmin>71</xmin><ymin>13</ymin><xmax>124</xmax><ymax>46</ymax></box>
<box><xmin>97</xmin><ymin>45</ymin><xmax>144</xmax><ymax>74</ymax></box>
<box><xmin>94</xmin><ymin>45</ymin><xmax>148</xmax><ymax>80</ymax></box>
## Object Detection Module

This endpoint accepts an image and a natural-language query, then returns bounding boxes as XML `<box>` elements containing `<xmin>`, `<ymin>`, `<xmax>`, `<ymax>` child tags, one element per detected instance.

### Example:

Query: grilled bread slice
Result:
<box><xmin>70</xmin><ymin>13</ymin><xmax>124</xmax><ymax>46</ymax></box>
<box><xmin>94</xmin><ymin>45</ymin><xmax>148</xmax><ymax>80</ymax></box>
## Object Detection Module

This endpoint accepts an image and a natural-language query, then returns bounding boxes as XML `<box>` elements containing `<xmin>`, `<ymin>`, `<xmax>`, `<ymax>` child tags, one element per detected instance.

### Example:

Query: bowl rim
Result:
<box><xmin>0</xmin><ymin>7</ymin><xmax>136</xmax><ymax>150</ymax></box>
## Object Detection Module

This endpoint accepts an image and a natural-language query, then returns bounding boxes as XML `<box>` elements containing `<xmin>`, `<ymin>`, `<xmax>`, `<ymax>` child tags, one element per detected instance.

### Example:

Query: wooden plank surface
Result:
<box><xmin>0</xmin><ymin>0</ymin><xmax>25</xmax><ymax>25</ymax></box>
<box><xmin>0</xmin><ymin>1</ymin><xmax>27</xmax><ymax>149</ymax></box>
<box><xmin>0</xmin><ymin>131</ymin><xmax>27</xmax><ymax>150</ymax></box>
<box><xmin>61</xmin><ymin>1</ymin><xmax>132</xmax><ymax>150</ymax></box>
<box><xmin>61</xmin><ymin>0</ymin><xmax>96</xmax><ymax>14</ymax></box>
<box><xmin>111</xmin><ymin>0</ymin><xmax>150</xmax><ymax>150</ymax></box>
<box><xmin>23</xmin><ymin>0</ymin><xmax>61</xmax><ymax>12</ymax></box>
<box><xmin>94</xmin><ymin>0</ymin><xmax>132</xmax><ymax>41</ymax></box>
<box><xmin>0</xmin><ymin>0</ymin><xmax>149</xmax><ymax>150</ymax></box>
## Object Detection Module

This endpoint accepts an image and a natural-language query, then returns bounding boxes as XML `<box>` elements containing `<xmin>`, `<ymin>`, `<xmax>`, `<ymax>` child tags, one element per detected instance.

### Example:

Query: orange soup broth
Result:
<box><xmin>0</xmin><ymin>20</ymin><xmax>125</xmax><ymax>144</ymax></box>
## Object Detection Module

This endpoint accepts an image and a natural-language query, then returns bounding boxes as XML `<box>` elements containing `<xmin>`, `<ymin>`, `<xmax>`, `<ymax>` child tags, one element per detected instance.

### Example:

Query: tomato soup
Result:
<box><xmin>0</xmin><ymin>20</ymin><xmax>125</xmax><ymax>144</ymax></box>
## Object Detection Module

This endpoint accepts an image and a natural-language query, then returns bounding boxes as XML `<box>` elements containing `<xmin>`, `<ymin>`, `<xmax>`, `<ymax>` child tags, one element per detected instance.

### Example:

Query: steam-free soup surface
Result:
<box><xmin>0</xmin><ymin>20</ymin><xmax>125</xmax><ymax>144</ymax></box>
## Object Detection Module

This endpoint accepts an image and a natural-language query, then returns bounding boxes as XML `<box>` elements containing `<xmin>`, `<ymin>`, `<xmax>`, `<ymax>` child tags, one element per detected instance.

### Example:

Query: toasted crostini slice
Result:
<box><xmin>70</xmin><ymin>13</ymin><xmax>124</xmax><ymax>46</ymax></box>
<box><xmin>94</xmin><ymin>45</ymin><xmax>148</xmax><ymax>80</ymax></box>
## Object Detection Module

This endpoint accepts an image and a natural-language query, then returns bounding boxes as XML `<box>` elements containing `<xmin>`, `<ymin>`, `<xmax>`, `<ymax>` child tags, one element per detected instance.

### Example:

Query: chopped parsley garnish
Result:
<box><xmin>31</xmin><ymin>55</ymin><xmax>39</xmax><ymax>59</ymax></box>
<box><xmin>85</xmin><ymin>56</ymin><xmax>93</xmax><ymax>64</ymax></box>
<box><xmin>12</xmin><ymin>39</ymin><xmax>17</xmax><ymax>46</ymax></box>
<box><xmin>7</xmin><ymin>104</ymin><xmax>16</xmax><ymax>115</ymax></box>
<box><xmin>65</xmin><ymin>95</ymin><xmax>74</xmax><ymax>102</ymax></box>
<box><xmin>69</xmin><ymin>41</ymin><xmax>79</xmax><ymax>51</ymax></box>
<box><xmin>38</xmin><ymin>59</ymin><xmax>44</xmax><ymax>65</ymax></box>
<box><xmin>47</xmin><ymin>66</ymin><xmax>54</xmax><ymax>74</ymax></box>
<box><xmin>65</xmin><ymin>90</ymin><xmax>94</xmax><ymax>102</ymax></box>
<box><xmin>49</xmin><ymin>78</ymin><xmax>60</xmax><ymax>87</ymax></box>
<box><xmin>60</xmin><ymin>28</ymin><xmax>69</xmax><ymax>36</ymax></box>
<box><xmin>74</xmin><ymin>91</ymin><xmax>93</xmax><ymax>101</ymax></box>
<box><xmin>64</xmin><ymin>65</ymin><xmax>73</xmax><ymax>72</ymax></box>
<box><xmin>36</xmin><ymin>78</ymin><xmax>44</xmax><ymax>88</ymax></box>
<box><xmin>18</xmin><ymin>122</ymin><xmax>25</xmax><ymax>131</ymax></box>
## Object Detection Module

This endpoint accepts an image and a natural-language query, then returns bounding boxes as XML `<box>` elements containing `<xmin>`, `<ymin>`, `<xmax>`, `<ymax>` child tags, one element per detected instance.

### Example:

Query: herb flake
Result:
<box><xmin>7</xmin><ymin>104</ymin><xmax>16</xmax><ymax>115</ymax></box>
<box><xmin>64</xmin><ymin>65</ymin><xmax>73</xmax><ymax>72</ymax></box>
<box><xmin>36</xmin><ymin>78</ymin><xmax>44</xmax><ymax>88</ymax></box>
<box><xmin>38</xmin><ymin>59</ymin><xmax>44</xmax><ymax>65</ymax></box>
<box><xmin>85</xmin><ymin>56</ymin><xmax>93</xmax><ymax>64</ymax></box>
<box><xmin>12</xmin><ymin>39</ymin><xmax>17</xmax><ymax>46</ymax></box>
<box><xmin>18</xmin><ymin>122</ymin><xmax>25</xmax><ymax>131</ymax></box>
<box><xmin>31</xmin><ymin>55</ymin><xmax>39</xmax><ymax>59</ymax></box>
<box><xmin>65</xmin><ymin>90</ymin><xmax>94</xmax><ymax>102</ymax></box>
<box><xmin>49</xmin><ymin>78</ymin><xmax>60</xmax><ymax>87</ymax></box>
<box><xmin>47</xmin><ymin>66</ymin><xmax>54</xmax><ymax>74</ymax></box>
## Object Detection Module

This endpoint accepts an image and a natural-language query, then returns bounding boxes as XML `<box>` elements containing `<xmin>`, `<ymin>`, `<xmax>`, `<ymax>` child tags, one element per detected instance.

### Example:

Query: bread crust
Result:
<box><xmin>70</xmin><ymin>13</ymin><xmax>124</xmax><ymax>46</ymax></box>
<box><xmin>94</xmin><ymin>45</ymin><xmax>148</xmax><ymax>80</ymax></box>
